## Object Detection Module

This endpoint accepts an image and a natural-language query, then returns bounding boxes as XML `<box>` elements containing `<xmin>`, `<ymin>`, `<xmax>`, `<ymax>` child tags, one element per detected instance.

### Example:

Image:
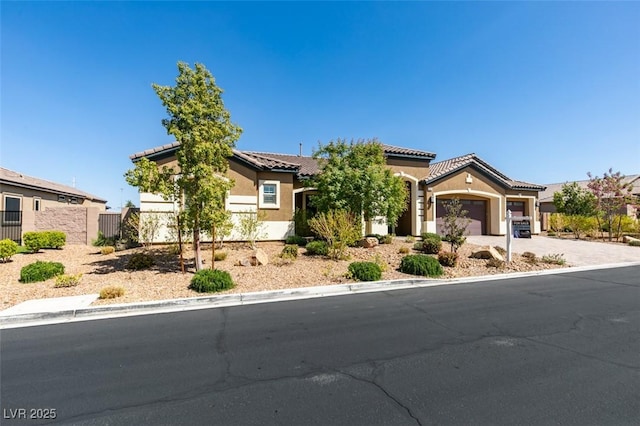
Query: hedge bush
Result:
<box><xmin>285</xmin><ymin>235</ymin><xmax>308</xmax><ymax>247</ymax></box>
<box><xmin>0</xmin><ymin>239</ymin><xmax>19</xmax><ymax>262</ymax></box>
<box><xmin>348</xmin><ymin>261</ymin><xmax>382</xmax><ymax>281</ymax></box>
<box><xmin>54</xmin><ymin>273</ymin><xmax>83</xmax><ymax>288</ymax></box>
<box><xmin>305</xmin><ymin>240</ymin><xmax>328</xmax><ymax>256</ymax></box>
<box><xmin>126</xmin><ymin>253</ymin><xmax>155</xmax><ymax>270</ymax></box>
<box><xmin>20</xmin><ymin>261</ymin><xmax>65</xmax><ymax>283</ymax></box>
<box><xmin>438</xmin><ymin>251</ymin><xmax>458</xmax><ymax>267</ymax></box>
<box><xmin>628</xmin><ymin>240</ymin><xmax>640</xmax><ymax>247</ymax></box>
<box><xmin>214</xmin><ymin>251</ymin><xmax>228</xmax><ymax>261</ymax></box>
<box><xmin>399</xmin><ymin>254</ymin><xmax>443</xmax><ymax>277</ymax></box>
<box><xmin>23</xmin><ymin>231</ymin><xmax>66</xmax><ymax>252</ymax></box>
<box><xmin>189</xmin><ymin>269</ymin><xmax>235</xmax><ymax>293</ymax></box>
<box><xmin>421</xmin><ymin>236</ymin><xmax>442</xmax><ymax>254</ymax></box>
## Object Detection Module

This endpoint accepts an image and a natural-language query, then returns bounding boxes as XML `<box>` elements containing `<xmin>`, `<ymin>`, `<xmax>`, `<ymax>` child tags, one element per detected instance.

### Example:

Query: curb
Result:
<box><xmin>2</xmin><ymin>261</ymin><xmax>639</xmax><ymax>328</ymax></box>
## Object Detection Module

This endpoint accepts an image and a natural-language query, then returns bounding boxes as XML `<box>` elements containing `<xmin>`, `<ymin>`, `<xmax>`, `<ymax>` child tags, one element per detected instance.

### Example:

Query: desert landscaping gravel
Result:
<box><xmin>1</xmin><ymin>238</ymin><xmax>566</xmax><ymax>310</ymax></box>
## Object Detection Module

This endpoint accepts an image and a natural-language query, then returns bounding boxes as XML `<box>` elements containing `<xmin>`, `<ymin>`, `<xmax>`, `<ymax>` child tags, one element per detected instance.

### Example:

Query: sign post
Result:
<box><xmin>506</xmin><ymin>210</ymin><xmax>512</xmax><ymax>263</ymax></box>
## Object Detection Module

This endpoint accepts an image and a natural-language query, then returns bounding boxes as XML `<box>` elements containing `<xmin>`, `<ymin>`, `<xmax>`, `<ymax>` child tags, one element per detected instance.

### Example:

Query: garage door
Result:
<box><xmin>507</xmin><ymin>201</ymin><xmax>525</xmax><ymax>218</ymax></box>
<box><xmin>436</xmin><ymin>199</ymin><xmax>486</xmax><ymax>235</ymax></box>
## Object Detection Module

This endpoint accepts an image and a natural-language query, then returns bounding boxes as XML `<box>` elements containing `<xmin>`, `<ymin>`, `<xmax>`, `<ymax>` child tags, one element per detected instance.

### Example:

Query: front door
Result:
<box><xmin>395</xmin><ymin>181</ymin><xmax>412</xmax><ymax>236</ymax></box>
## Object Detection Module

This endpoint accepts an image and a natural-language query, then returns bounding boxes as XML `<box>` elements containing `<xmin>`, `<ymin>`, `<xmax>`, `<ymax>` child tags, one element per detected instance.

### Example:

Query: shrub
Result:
<box><xmin>521</xmin><ymin>251</ymin><xmax>538</xmax><ymax>264</ymax></box>
<box><xmin>126</xmin><ymin>253</ymin><xmax>155</xmax><ymax>270</ymax></box>
<box><xmin>214</xmin><ymin>251</ymin><xmax>228</xmax><ymax>261</ymax></box>
<box><xmin>438</xmin><ymin>251</ymin><xmax>459</xmax><ymax>267</ymax></box>
<box><xmin>628</xmin><ymin>240</ymin><xmax>640</xmax><ymax>247</ymax></box>
<box><xmin>92</xmin><ymin>231</ymin><xmax>117</xmax><ymax>247</ymax></box>
<box><xmin>547</xmin><ymin>231</ymin><xmax>556</xmax><ymax>237</ymax></box>
<box><xmin>189</xmin><ymin>269</ymin><xmax>235</xmax><ymax>293</ymax></box>
<box><xmin>0</xmin><ymin>239</ymin><xmax>19</xmax><ymax>262</ymax></box>
<box><xmin>54</xmin><ymin>273</ymin><xmax>83</xmax><ymax>288</ymax></box>
<box><xmin>542</xmin><ymin>253</ymin><xmax>566</xmax><ymax>265</ymax></box>
<box><xmin>23</xmin><ymin>232</ymin><xmax>46</xmax><ymax>253</ymax></box>
<box><xmin>421</xmin><ymin>233</ymin><xmax>441</xmax><ymax>242</ymax></box>
<box><xmin>405</xmin><ymin>235</ymin><xmax>415</xmax><ymax>243</ymax></box>
<box><xmin>413</xmin><ymin>241</ymin><xmax>424</xmax><ymax>251</ymax></box>
<box><xmin>421</xmin><ymin>236</ymin><xmax>442</xmax><ymax>254</ymax></box>
<box><xmin>285</xmin><ymin>235</ymin><xmax>308</xmax><ymax>247</ymax></box>
<box><xmin>99</xmin><ymin>286</ymin><xmax>125</xmax><ymax>299</ymax></box>
<box><xmin>43</xmin><ymin>231</ymin><xmax>66</xmax><ymax>249</ymax></box>
<box><xmin>486</xmin><ymin>258</ymin><xmax>505</xmax><ymax>268</ymax></box>
<box><xmin>309</xmin><ymin>210</ymin><xmax>360</xmax><ymax>260</ymax></box>
<box><xmin>20</xmin><ymin>261</ymin><xmax>65</xmax><ymax>283</ymax></box>
<box><xmin>399</xmin><ymin>255</ymin><xmax>443</xmax><ymax>277</ymax></box>
<box><xmin>100</xmin><ymin>246</ymin><xmax>115</xmax><ymax>255</ymax></box>
<box><xmin>281</xmin><ymin>244</ymin><xmax>299</xmax><ymax>260</ymax></box>
<box><xmin>305</xmin><ymin>240</ymin><xmax>329</xmax><ymax>256</ymax></box>
<box><xmin>381</xmin><ymin>234</ymin><xmax>394</xmax><ymax>245</ymax></box>
<box><xmin>348</xmin><ymin>261</ymin><xmax>382</xmax><ymax>282</ymax></box>
<box><xmin>398</xmin><ymin>246</ymin><xmax>410</xmax><ymax>254</ymax></box>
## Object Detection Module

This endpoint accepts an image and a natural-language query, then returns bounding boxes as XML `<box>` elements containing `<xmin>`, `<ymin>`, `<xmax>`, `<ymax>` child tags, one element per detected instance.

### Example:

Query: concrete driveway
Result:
<box><xmin>466</xmin><ymin>235</ymin><xmax>639</xmax><ymax>267</ymax></box>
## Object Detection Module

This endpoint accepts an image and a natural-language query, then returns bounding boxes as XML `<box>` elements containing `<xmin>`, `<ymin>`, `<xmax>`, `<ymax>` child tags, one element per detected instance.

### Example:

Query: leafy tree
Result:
<box><xmin>124</xmin><ymin>200</ymin><xmax>137</xmax><ymax>209</ymax></box>
<box><xmin>127</xmin><ymin>62</ymin><xmax>242</xmax><ymax>270</ymax></box>
<box><xmin>439</xmin><ymin>198</ymin><xmax>471</xmax><ymax>253</ymax></box>
<box><xmin>308</xmin><ymin>138</ymin><xmax>408</xmax><ymax>234</ymax></box>
<box><xmin>587</xmin><ymin>169</ymin><xmax>636</xmax><ymax>241</ymax></box>
<box><xmin>552</xmin><ymin>182</ymin><xmax>596</xmax><ymax>216</ymax></box>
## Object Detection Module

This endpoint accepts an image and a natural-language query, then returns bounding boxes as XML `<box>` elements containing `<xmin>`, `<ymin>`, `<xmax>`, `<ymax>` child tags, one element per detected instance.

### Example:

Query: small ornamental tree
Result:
<box><xmin>552</xmin><ymin>182</ymin><xmax>596</xmax><ymax>217</ymax></box>
<box><xmin>439</xmin><ymin>198</ymin><xmax>471</xmax><ymax>253</ymax></box>
<box><xmin>309</xmin><ymin>139</ymin><xmax>408</xmax><ymax>234</ymax></box>
<box><xmin>126</xmin><ymin>62</ymin><xmax>242</xmax><ymax>270</ymax></box>
<box><xmin>587</xmin><ymin>169</ymin><xmax>636</xmax><ymax>241</ymax></box>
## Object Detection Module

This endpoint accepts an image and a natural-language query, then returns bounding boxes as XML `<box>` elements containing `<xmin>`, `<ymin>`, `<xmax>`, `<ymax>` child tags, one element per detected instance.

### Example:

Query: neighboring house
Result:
<box><xmin>129</xmin><ymin>142</ymin><xmax>546</xmax><ymax>241</ymax></box>
<box><xmin>539</xmin><ymin>174</ymin><xmax>640</xmax><ymax>218</ymax></box>
<box><xmin>1</xmin><ymin>167</ymin><xmax>108</xmax><ymax>244</ymax></box>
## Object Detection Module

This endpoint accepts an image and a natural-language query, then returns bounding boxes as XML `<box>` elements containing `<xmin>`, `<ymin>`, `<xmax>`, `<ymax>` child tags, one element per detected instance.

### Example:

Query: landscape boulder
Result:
<box><xmin>623</xmin><ymin>235</ymin><xmax>639</xmax><ymax>244</ymax></box>
<box><xmin>471</xmin><ymin>246</ymin><xmax>504</xmax><ymax>262</ymax></box>
<box><xmin>236</xmin><ymin>258</ymin><xmax>252</xmax><ymax>267</ymax></box>
<box><xmin>359</xmin><ymin>237</ymin><xmax>379</xmax><ymax>248</ymax></box>
<box><xmin>251</xmin><ymin>248</ymin><xmax>269</xmax><ymax>266</ymax></box>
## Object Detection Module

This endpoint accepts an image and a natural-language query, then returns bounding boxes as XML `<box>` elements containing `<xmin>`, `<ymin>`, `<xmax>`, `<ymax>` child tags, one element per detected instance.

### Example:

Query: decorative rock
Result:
<box><xmin>471</xmin><ymin>246</ymin><xmax>504</xmax><ymax>262</ymax></box>
<box><xmin>237</xmin><ymin>259</ymin><xmax>252</xmax><ymax>267</ymax></box>
<box><xmin>251</xmin><ymin>248</ymin><xmax>269</xmax><ymax>266</ymax></box>
<box><xmin>360</xmin><ymin>237</ymin><xmax>379</xmax><ymax>248</ymax></box>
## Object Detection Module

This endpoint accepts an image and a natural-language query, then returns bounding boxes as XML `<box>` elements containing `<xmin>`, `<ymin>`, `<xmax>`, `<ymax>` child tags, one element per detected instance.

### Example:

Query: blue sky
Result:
<box><xmin>2</xmin><ymin>1</ymin><xmax>639</xmax><ymax>210</ymax></box>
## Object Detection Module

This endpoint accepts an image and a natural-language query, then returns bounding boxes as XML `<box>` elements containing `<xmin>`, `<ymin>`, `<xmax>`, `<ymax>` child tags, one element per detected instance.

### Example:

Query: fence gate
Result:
<box><xmin>98</xmin><ymin>213</ymin><xmax>122</xmax><ymax>239</ymax></box>
<box><xmin>1</xmin><ymin>211</ymin><xmax>22</xmax><ymax>244</ymax></box>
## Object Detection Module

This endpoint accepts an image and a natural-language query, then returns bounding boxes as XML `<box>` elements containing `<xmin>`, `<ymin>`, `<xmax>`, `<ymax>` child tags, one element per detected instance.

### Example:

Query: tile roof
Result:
<box><xmin>242</xmin><ymin>152</ymin><xmax>320</xmax><ymax>177</ymax></box>
<box><xmin>381</xmin><ymin>144</ymin><xmax>436</xmax><ymax>159</ymax></box>
<box><xmin>425</xmin><ymin>153</ymin><xmax>545</xmax><ymax>191</ymax></box>
<box><xmin>539</xmin><ymin>174</ymin><xmax>640</xmax><ymax>203</ymax></box>
<box><xmin>0</xmin><ymin>167</ymin><xmax>107</xmax><ymax>203</ymax></box>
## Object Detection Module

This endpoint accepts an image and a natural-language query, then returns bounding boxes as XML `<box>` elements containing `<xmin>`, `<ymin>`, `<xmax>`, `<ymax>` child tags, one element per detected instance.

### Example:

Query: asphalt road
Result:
<box><xmin>1</xmin><ymin>266</ymin><xmax>639</xmax><ymax>426</ymax></box>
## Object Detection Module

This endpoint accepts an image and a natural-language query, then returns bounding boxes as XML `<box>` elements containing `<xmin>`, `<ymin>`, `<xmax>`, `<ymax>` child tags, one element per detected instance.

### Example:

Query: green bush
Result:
<box><xmin>189</xmin><ymin>269</ymin><xmax>235</xmax><ymax>293</ymax></box>
<box><xmin>421</xmin><ymin>236</ymin><xmax>442</xmax><ymax>254</ymax></box>
<box><xmin>381</xmin><ymin>234</ymin><xmax>394</xmax><ymax>245</ymax></box>
<box><xmin>54</xmin><ymin>273</ymin><xmax>83</xmax><ymax>288</ymax></box>
<box><xmin>421</xmin><ymin>233</ymin><xmax>441</xmax><ymax>242</ymax></box>
<box><xmin>348</xmin><ymin>261</ymin><xmax>382</xmax><ymax>281</ymax></box>
<box><xmin>126</xmin><ymin>253</ymin><xmax>155</xmax><ymax>270</ymax></box>
<box><xmin>413</xmin><ymin>241</ymin><xmax>424</xmax><ymax>251</ymax></box>
<box><xmin>542</xmin><ymin>253</ymin><xmax>566</xmax><ymax>265</ymax></box>
<box><xmin>309</xmin><ymin>210</ymin><xmax>360</xmax><ymax>260</ymax></box>
<box><xmin>285</xmin><ymin>235</ymin><xmax>308</xmax><ymax>247</ymax></box>
<box><xmin>305</xmin><ymin>240</ymin><xmax>328</xmax><ymax>256</ymax></box>
<box><xmin>100</xmin><ymin>246</ymin><xmax>115</xmax><ymax>255</ymax></box>
<box><xmin>398</xmin><ymin>246</ymin><xmax>410</xmax><ymax>254</ymax></box>
<box><xmin>92</xmin><ymin>231</ymin><xmax>118</xmax><ymax>247</ymax></box>
<box><xmin>0</xmin><ymin>239</ymin><xmax>19</xmax><ymax>262</ymax></box>
<box><xmin>23</xmin><ymin>232</ymin><xmax>46</xmax><ymax>253</ymax></box>
<box><xmin>281</xmin><ymin>244</ymin><xmax>299</xmax><ymax>260</ymax></box>
<box><xmin>20</xmin><ymin>261</ymin><xmax>65</xmax><ymax>283</ymax></box>
<box><xmin>628</xmin><ymin>240</ymin><xmax>640</xmax><ymax>247</ymax></box>
<box><xmin>399</xmin><ymin>255</ymin><xmax>443</xmax><ymax>277</ymax></box>
<box><xmin>43</xmin><ymin>231</ymin><xmax>66</xmax><ymax>249</ymax></box>
<box><xmin>99</xmin><ymin>286</ymin><xmax>125</xmax><ymax>299</ymax></box>
<box><xmin>438</xmin><ymin>251</ymin><xmax>458</xmax><ymax>267</ymax></box>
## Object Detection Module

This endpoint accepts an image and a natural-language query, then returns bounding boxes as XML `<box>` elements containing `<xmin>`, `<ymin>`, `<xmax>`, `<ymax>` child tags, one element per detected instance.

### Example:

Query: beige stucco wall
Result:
<box><xmin>257</xmin><ymin>171</ymin><xmax>294</xmax><ymax>222</ymax></box>
<box><xmin>2</xmin><ymin>183</ymin><xmax>106</xmax><ymax>212</ymax></box>
<box><xmin>385</xmin><ymin>158</ymin><xmax>430</xmax><ymax>180</ymax></box>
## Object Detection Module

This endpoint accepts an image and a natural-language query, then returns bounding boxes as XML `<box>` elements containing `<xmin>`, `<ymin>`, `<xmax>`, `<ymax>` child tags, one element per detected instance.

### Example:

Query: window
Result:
<box><xmin>259</xmin><ymin>180</ymin><xmax>280</xmax><ymax>209</ymax></box>
<box><xmin>33</xmin><ymin>198</ymin><xmax>41</xmax><ymax>211</ymax></box>
<box><xmin>3</xmin><ymin>195</ymin><xmax>21</xmax><ymax>223</ymax></box>
<box><xmin>70</xmin><ymin>197</ymin><xmax>78</xmax><ymax>204</ymax></box>
<box><xmin>58</xmin><ymin>195</ymin><xmax>66</xmax><ymax>203</ymax></box>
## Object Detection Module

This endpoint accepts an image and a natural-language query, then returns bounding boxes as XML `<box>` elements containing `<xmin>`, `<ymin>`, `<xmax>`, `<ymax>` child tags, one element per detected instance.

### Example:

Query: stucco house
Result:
<box><xmin>1</xmin><ymin>167</ymin><xmax>108</xmax><ymax>244</ymax></box>
<box><xmin>130</xmin><ymin>142</ymin><xmax>545</xmax><ymax>242</ymax></box>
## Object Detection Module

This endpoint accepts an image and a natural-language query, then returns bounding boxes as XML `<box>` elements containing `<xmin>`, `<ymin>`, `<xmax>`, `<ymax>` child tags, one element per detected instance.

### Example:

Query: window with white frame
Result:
<box><xmin>259</xmin><ymin>180</ymin><xmax>280</xmax><ymax>209</ymax></box>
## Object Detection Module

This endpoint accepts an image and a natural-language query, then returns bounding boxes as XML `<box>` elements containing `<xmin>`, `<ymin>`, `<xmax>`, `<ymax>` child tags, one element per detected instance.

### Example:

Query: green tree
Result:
<box><xmin>309</xmin><ymin>139</ymin><xmax>408</xmax><ymax>233</ymax></box>
<box><xmin>552</xmin><ymin>182</ymin><xmax>596</xmax><ymax>216</ymax></box>
<box><xmin>127</xmin><ymin>62</ymin><xmax>242</xmax><ymax>270</ymax></box>
<box><xmin>587</xmin><ymin>169</ymin><xmax>636</xmax><ymax>241</ymax></box>
<box><xmin>439</xmin><ymin>198</ymin><xmax>471</xmax><ymax>253</ymax></box>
